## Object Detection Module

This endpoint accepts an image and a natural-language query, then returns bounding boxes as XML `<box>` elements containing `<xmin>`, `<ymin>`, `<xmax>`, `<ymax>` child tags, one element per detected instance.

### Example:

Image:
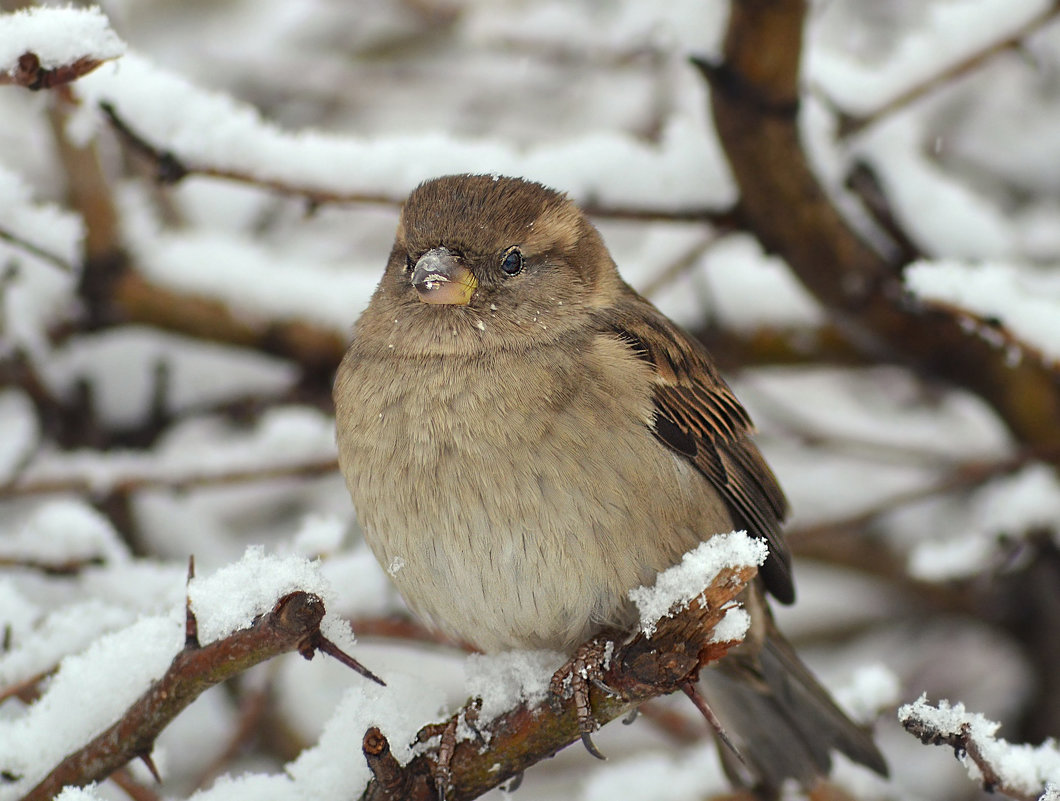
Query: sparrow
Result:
<box><xmin>334</xmin><ymin>174</ymin><xmax>886</xmax><ymax>794</ymax></box>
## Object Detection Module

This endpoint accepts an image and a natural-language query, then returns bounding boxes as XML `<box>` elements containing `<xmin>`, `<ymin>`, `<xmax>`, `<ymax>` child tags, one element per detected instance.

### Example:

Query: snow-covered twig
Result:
<box><xmin>899</xmin><ymin>695</ymin><xmax>1060</xmax><ymax>801</ymax></box>
<box><xmin>0</xmin><ymin>455</ymin><xmax>340</xmax><ymax>500</ymax></box>
<box><xmin>0</xmin><ymin>7</ymin><xmax>125</xmax><ymax>90</ymax></box>
<box><xmin>96</xmin><ymin>100</ymin><xmax>733</xmax><ymax>225</ymax></box>
<box><xmin>836</xmin><ymin>2</ymin><xmax>1060</xmax><ymax>138</ymax></box>
<box><xmin>19</xmin><ymin>587</ymin><xmax>379</xmax><ymax>801</ymax></box>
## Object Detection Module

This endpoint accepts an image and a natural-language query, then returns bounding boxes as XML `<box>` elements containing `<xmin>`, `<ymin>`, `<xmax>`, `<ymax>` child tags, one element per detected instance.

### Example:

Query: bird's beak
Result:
<box><xmin>411</xmin><ymin>247</ymin><xmax>477</xmax><ymax>306</ymax></box>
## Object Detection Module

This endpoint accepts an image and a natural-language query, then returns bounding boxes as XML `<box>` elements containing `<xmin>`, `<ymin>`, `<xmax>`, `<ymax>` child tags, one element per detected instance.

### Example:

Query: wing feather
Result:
<box><xmin>605</xmin><ymin>293</ymin><xmax>794</xmax><ymax>603</ymax></box>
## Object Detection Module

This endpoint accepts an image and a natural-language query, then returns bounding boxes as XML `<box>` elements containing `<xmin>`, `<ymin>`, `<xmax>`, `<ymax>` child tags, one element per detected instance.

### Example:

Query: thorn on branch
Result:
<box><xmin>306</xmin><ymin>627</ymin><xmax>386</xmax><ymax>687</ymax></box>
<box><xmin>137</xmin><ymin>751</ymin><xmax>162</xmax><ymax>784</ymax></box>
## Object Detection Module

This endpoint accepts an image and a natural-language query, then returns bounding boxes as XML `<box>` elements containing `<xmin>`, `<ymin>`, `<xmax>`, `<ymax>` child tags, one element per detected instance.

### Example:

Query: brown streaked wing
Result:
<box><xmin>604</xmin><ymin>292</ymin><xmax>794</xmax><ymax>603</ymax></box>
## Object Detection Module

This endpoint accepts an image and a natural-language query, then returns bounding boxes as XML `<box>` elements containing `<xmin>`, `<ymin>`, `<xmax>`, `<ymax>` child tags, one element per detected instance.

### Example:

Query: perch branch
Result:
<box><xmin>20</xmin><ymin>590</ymin><xmax>379</xmax><ymax>801</ymax></box>
<box><xmin>360</xmin><ymin>563</ymin><xmax>757</xmax><ymax>801</ymax></box>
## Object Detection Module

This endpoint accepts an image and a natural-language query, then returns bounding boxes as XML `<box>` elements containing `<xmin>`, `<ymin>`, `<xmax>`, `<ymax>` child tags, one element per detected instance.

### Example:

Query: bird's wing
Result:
<box><xmin>604</xmin><ymin>292</ymin><xmax>794</xmax><ymax>603</ymax></box>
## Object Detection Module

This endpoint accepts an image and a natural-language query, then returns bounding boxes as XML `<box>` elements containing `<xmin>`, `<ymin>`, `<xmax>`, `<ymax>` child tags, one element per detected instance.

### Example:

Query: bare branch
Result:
<box><xmin>0</xmin><ymin>226</ymin><xmax>75</xmax><ymax>272</ymax></box>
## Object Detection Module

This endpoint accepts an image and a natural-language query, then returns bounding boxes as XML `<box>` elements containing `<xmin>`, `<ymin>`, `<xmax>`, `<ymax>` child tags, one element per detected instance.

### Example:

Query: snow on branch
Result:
<box><xmin>905</xmin><ymin>261</ymin><xmax>1060</xmax><ymax>366</ymax></box>
<box><xmin>0</xmin><ymin>6</ymin><xmax>124</xmax><ymax>90</ymax></box>
<box><xmin>899</xmin><ymin>695</ymin><xmax>1060</xmax><ymax>801</ymax></box>
<box><xmin>3</xmin><ymin>549</ymin><xmax>381</xmax><ymax>801</ymax></box>
<box><xmin>0</xmin><ymin>166</ymin><xmax>83</xmax><ymax>272</ymax></box>
<box><xmin>75</xmin><ymin>54</ymin><xmax>733</xmax><ymax>214</ymax></box>
<box><xmin>360</xmin><ymin>537</ymin><xmax>763</xmax><ymax>801</ymax></box>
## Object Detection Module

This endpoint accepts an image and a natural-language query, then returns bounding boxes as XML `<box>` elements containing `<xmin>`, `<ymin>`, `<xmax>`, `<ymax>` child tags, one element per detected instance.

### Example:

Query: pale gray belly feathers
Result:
<box><xmin>334</xmin><ymin>338</ymin><xmax>734</xmax><ymax>652</ymax></box>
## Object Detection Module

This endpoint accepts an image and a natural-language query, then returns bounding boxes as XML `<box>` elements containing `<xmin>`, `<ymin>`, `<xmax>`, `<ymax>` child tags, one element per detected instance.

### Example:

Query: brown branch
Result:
<box><xmin>0</xmin><ymin>52</ymin><xmax>107</xmax><ymax>90</ymax></box>
<box><xmin>19</xmin><ymin>590</ymin><xmax>378</xmax><ymax>801</ymax></box>
<box><xmin>108</xmin><ymin>767</ymin><xmax>162</xmax><ymax>801</ymax></box>
<box><xmin>836</xmin><ymin>2</ymin><xmax>1060</xmax><ymax>138</ymax></box>
<box><xmin>701</xmin><ymin>0</ymin><xmax>1060</xmax><ymax>451</ymax></box>
<box><xmin>0</xmin><ymin>669</ymin><xmax>53</xmax><ymax>705</ymax></box>
<box><xmin>900</xmin><ymin>701</ymin><xmax>1050</xmax><ymax>801</ymax></box>
<box><xmin>360</xmin><ymin>563</ymin><xmax>757</xmax><ymax>801</ymax></box>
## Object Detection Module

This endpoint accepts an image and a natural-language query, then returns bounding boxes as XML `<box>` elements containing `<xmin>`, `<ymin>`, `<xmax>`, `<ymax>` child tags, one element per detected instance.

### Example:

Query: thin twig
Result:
<box><xmin>0</xmin><ymin>52</ymin><xmax>109</xmax><ymax>90</ymax></box>
<box><xmin>836</xmin><ymin>2</ymin><xmax>1060</xmax><ymax>138</ymax></box>
<box><xmin>0</xmin><ymin>227</ymin><xmax>75</xmax><ymax>272</ymax></box>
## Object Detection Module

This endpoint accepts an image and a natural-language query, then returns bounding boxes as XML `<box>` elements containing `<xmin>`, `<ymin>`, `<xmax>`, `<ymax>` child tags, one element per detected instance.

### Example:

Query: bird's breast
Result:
<box><xmin>333</xmin><ymin>338</ymin><xmax>731</xmax><ymax>652</ymax></box>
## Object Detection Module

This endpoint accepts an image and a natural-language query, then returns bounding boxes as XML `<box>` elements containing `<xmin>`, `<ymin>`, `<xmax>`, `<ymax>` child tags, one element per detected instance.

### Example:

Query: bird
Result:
<box><xmin>333</xmin><ymin>174</ymin><xmax>887</xmax><ymax>795</ymax></box>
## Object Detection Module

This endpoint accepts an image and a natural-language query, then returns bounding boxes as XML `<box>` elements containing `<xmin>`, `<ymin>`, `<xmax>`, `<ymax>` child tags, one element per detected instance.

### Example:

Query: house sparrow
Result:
<box><xmin>334</xmin><ymin>174</ymin><xmax>886</xmax><ymax>793</ymax></box>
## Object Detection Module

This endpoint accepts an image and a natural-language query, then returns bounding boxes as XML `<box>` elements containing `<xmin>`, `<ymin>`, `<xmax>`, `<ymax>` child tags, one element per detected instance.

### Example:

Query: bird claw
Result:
<box><xmin>549</xmin><ymin>635</ymin><xmax>618</xmax><ymax>760</ymax></box>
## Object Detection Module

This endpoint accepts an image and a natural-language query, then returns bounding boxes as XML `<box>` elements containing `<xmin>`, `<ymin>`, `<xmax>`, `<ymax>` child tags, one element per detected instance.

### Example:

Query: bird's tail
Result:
<box><xmin>698</xmin><ymin>627</ymin><xmax>888</xmax><ymax>797</ymax></box>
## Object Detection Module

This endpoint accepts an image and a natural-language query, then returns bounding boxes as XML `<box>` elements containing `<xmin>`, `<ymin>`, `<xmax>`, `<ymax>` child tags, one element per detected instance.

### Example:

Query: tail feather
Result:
<box><xmin>700</xmin><ymin>631</ymin><xmax>887</xmax><ymax>797</ymax></box>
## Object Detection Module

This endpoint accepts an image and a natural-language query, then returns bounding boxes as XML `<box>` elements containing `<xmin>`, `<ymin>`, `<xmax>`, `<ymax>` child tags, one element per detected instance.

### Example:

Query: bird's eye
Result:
<box><xmin>500</xmin><ymin>247</ymin><xmax>524</xmax><ymax>276</ymax></box>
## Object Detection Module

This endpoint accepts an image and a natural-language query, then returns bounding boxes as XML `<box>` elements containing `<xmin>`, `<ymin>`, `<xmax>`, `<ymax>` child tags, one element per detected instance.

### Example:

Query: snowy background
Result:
<box><xmin>1</xmin><ymin>1</ymin><xmax>1059</xmax><ymax>800</ymax></box>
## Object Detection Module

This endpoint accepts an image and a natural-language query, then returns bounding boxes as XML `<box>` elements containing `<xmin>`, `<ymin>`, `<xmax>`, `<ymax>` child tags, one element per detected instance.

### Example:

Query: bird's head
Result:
<box><xmin>360</xmin><ymin>174</ymin><xmax>622</xmax><ymax>356</ymax></box>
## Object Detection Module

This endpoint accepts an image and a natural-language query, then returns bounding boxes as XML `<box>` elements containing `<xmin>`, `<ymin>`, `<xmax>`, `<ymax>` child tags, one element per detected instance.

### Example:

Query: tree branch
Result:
<box><xmin>19</xmin><ymin>590</ymin><xmax>378</xmax><ymax>801</ymax></box>
<box><xmin>701</xmin><ymin>0</ymin><xmax>1060</xmax><ymax>452</ymax></box>
<box><xmin>360</xmin><ymin>563</ymin><xmax>757</xmax><ymax>801</ymax></box>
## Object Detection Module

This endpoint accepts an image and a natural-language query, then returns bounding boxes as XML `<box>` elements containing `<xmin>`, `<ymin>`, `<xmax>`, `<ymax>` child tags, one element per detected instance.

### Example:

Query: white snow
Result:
<box><xmin>0</xmin><ymin>390</ymin><xmax>37</xmax><ymax>483</ymax></box>
<box><xmin>37</xmin><ymin>327</ymin><xmax>298</xmax><ymax>428</ymax></box>
<box><xmin>627</xmin><ymin>531</ymin><xmax>768</xmax><ymax>637</ymax></box>
<box><xmin>708</xmin><ymin>606</ymin><xmax>750</xmax><ymax>644</ymax></box>
<box><xmin>187</xmin><ymin>545</ymin><xmax>330</xmax><ymax>644</ymax></box>
<box><xmin>73</xmin><ymin>52</ymin><xmax>732</xmax><ymax>211</ymax></box>
<box><xmin>465</xmin><ymin>649</ymin><xmax>566</xmax><ymax>724</ymax></box>
<box><xmin>905</xmin><ymin>260</ymin><xmax>1060</xmax><ymax>364</ymax></box>
<box><xmin>289</xmin><ymin>514</ymin><xmax>347</xmax><ymax>557</ymax></box>
<box><xmin>0</xmin><ymin>615</ymin><xmax>181</xmax><ymax>799</ymax></box>
<box><xmin>898</xmin><ymin>695</ymin><xmax>1060</xmax><ymax>796</ymax></box>
<box><xmin>808</xmin><ymin>0</ymin><xmax>1051</xmax><ymax>114</ymax></box>
<box><xmin>0</xmin><ymin>165</ymin><xmax>83</xmax><ymax>352</ymax></box>
<box><xmin>908</xmin><ymin>464</ymin><xmax>1060</xmax><ymax>581</ymax></box>
<box><xmin>0</xmin><ymin>6</ymin><xmax>125</xmax><ymax>74</ymax></box>
<box><xmin>834</xmin><ymin>664</ymin><xmax>901</xmax><ymax>726</ymax></box>
<box><xmin>0</xmin><ymin>499</ymin><xmax>128</xmax><ymax>565</ymax></box>
<box><xmin>14</xmin><ymin>405</ymin><xmax>338</xmax><ymax>496</ymax></box>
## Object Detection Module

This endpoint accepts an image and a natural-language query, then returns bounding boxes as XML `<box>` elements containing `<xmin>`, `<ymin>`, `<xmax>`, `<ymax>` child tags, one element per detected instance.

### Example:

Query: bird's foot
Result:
<box><xmin>549</xmin><ymin>634</ymin><xmax>621</xmax><ymax>760</ymax></box>
<box><xmin>417</xmin><ymin>700</ymin><xmax>482</xmax><ymax>800</ymax></box>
